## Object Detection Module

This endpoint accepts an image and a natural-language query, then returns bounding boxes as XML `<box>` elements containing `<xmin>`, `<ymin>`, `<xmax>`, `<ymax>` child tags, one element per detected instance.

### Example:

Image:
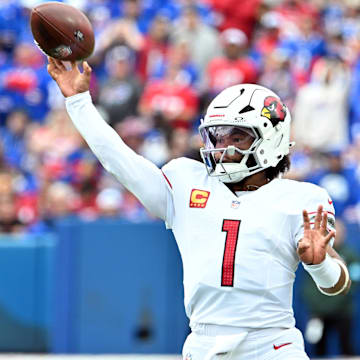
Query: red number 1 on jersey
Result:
<box><xmin>221</xmin><ymin>219</ymin><xmax>241</xmax><ymax>287</ymax></box>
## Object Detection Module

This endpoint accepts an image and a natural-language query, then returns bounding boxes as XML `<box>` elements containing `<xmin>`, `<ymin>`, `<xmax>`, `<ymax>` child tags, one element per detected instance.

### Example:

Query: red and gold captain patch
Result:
<box><xmin>189</xmin><ymin>189</ymin><xmax>210</xmax><ymax>208</ymax></box>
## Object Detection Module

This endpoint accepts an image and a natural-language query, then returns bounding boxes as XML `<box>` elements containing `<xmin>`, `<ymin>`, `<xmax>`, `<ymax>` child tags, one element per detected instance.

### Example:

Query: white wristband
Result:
<box><xmin>317</xmin><ymin>258</ymin><xmax>350</xmax><ymax>296</ymax></box>
<box><xmin>303</xmin><ymin>254</ymin><xmax>341</xmax><ymax>288</ymax></box>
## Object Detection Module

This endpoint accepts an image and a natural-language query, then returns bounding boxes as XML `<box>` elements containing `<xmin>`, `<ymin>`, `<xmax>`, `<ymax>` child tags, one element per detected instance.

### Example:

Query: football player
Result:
<box><xmin>47</xmin><ymin>57</ymin><xmax>351</xmax><ymax>360</ymax></box>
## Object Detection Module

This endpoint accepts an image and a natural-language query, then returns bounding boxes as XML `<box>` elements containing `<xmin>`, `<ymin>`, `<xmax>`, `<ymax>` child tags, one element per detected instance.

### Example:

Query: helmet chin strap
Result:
<box><xmin>215</xmin><ymin>155</ymin><xmax>270</xmax><ymax>184</ymax></box>
<box><xmin>214</xmin><ymin>162</ymin><xmax>248</xmax><ymax>183</ymax></box>
<box><xmin>214</xmin><ymin>145</ymin><xmax>250</xmax><ymax>183</ymax></box>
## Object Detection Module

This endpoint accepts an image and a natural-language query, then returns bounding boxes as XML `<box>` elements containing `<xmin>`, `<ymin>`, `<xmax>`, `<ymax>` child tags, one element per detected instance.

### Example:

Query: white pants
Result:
<box><xmin>182</xmin><ymin>325</ymin><xmax>310</xmax><ymax>360</ymax></box>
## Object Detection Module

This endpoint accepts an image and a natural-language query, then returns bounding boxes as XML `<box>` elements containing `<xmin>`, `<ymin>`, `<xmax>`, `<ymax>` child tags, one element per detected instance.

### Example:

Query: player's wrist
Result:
<box><xmin>317</xmin><ymin>258</ymin><xmax>351</xmax><ymax>296</ymax></box>
<box><xmin>303</xmin><ymin>253</ymin><xmax>341</xmax><ymax>289</ymax></box>
<box><xmin>65</xmin><ymin>90</ymin><xmax>91</xmax><ymax>101</ymax></box>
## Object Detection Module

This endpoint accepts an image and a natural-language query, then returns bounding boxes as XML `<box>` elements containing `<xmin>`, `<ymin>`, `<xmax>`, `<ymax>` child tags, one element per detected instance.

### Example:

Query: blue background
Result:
<box><xmin>0</xmin><ymin>218</ymin><xmax>359</xmax><ymax>356</ymax></box>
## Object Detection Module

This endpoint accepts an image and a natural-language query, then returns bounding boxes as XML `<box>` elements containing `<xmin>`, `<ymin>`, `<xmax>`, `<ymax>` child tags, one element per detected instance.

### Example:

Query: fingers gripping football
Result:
<box><xmin>47</xmin><ymin>57</ymin><xmax>92</xmax><ymax>97</ymax></box>
<box><xmin>297</xmin><ymin>205</ymin><xmax>335</xmax><ymax>265</ymax></box>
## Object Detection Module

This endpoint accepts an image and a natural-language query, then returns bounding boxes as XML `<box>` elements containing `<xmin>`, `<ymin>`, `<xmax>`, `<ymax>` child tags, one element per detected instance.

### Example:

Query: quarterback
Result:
<box><xmin>47</xmin><ymin>58</ymin><xmax>351</xmax><ymax>360</ymax></box>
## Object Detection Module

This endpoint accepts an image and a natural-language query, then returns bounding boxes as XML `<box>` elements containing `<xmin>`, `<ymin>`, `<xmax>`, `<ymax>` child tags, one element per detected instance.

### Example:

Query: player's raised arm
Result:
<box><xmin>47</xmin><ymin>57</ymin><xmax>169</xmax><ymax>221</ymax></box>
<box><xmin>298</xmin><ymin>205</ymin><xmax>351</xmax><ymax>296</ymax></box>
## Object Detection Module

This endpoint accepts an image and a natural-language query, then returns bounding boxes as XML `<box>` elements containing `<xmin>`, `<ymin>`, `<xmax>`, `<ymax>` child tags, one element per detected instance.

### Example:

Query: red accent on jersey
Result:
<box><xmin>328</xmin><ymin>199</ymin><xmax>333</xmax><ymax>205</ymax></box>
<box><xmin>307</xmin><ymin>211</ymin><xmax>335</xmax><ymax>217</ymax></box>
<box><xmin>209</xmin><ymin>114</ymin><xmax>225</xmax><ymax>118</ymax></box>
<box><xmin>308</xmin><ymin>222</ymin><xmax>334</xmax><ymax>233</ymax></box>
<box><xmin>161</xmin><ymin>171</ymin><xmax>173</xmax><ymax>189</ymax></box>
<box><xmin>189</xmin><ymin>189</ymin><xmax>210</xmax><ymax>208</ymax></box>
<box><xmin>273</xmin><ymin>342</ymin><xmax>292</xmax><ymax>350</ymax></box>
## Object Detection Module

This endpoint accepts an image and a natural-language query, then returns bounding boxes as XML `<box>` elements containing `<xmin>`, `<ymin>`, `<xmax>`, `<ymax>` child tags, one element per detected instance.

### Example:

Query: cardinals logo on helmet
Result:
<box><xmin>261</xmin><ymin>96</ymin><xmax>286</xmax><ymax>125</ymax></box>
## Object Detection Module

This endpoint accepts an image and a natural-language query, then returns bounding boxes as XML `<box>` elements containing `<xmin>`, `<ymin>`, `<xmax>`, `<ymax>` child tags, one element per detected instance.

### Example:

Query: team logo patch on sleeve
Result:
<box><xmin>189</xmin><ymin>189</ymin><xmax>210</xmax><ymax>208</ymax></box>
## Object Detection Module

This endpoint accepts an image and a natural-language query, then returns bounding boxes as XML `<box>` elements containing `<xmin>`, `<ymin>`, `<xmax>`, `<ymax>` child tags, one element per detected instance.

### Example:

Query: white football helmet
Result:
<box><xmin>199</xmin><ymin>83</ymin><xmax>294</xmax><ymax>183</ymax></box>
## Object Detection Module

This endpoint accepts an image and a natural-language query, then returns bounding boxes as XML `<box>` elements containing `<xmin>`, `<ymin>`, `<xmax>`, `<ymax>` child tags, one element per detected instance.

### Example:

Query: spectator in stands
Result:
<box><xmin>120</xmin><ymin>189</ymin><xmax>154</xmax><ymax>222</ymax></box>
<box><xmin>98</xmin><ymin>45</ymin><xmax>142</xmax><ymax>126</ymax></box>
<box><xmin>205</xmin><ymin>28</ymin><xmax>258</xmax><ymax>97</ymax></box>
<box><xmin>0</xmin><ymin>171</ymin><xmax>26</xmax><ymax>234</ymax></box>
<box><xmin>114</xmin><ymin>116</ymin><xmax>151</xmax><ymax>153</ymax></box>
<box><xmin>1</xmin><ymin>42</ymin><xmax>49</xmax><ymax>122</ymax></box>
<box><xmin>4</xmin><ymin>0</ymin><xmax>360</xmax><ymax>247</ymax></box>
<box><xmin>0</xmin><ymin>131</ymin><xmax>38</xmax><ymax>226</ymax></box>
<box><xmin>93</xmin><ymin>0</ymin><xmax>144</xmax><ymax>57</ymax></box>
<box><xmin>278</xmin><ymin>15</ymin><xmax>326</xmax><ymax>86</ymax></box>
<box><xmin>152</xmin><ymin>41</ymin><xmax>198</xmax><ymax>87</ymax></box>
<box><xmin>138</xmin><ymin>58</ymin><xmax>199</xmax><ymax>130</ymax></box>
<box><xmin>116</xmin><ymin>115</ymin><xmax>169</xmax><ymax>166</ymax></box>
<box><xmin>170</xmin><ymin>5</ymin><xmax>220</xmax><ymax>86</ymax></box>
<box><xmin>0</xmin><ymin>193</ymin><xmax>25</xmax><ymax>234</ymax></box>
<box><xmin>273</xmin><ymin>0</ymin><xmax>320</xmax><ymax>36</ymax></box>
<box><xmin>89</xmin><ymin>0</ymin><xmax>144</xmax><ymax>82</ymax></box>
<box><xmin>119</xmin><ymin>0</ymin><xmax>148</xmax><ymax>34</ymax></box>
<box><xmin>0</xmin><ymin>2</ymin><xmax>25</xmax><ymax>60</ymax></box>
<box><xmin>258</xmin><ymin>49</ymin><xmax>296</xmax><ymax>109</ymax></box>
<box><xmin>292</xmin><ymin>57</ymin><xmax>350</xmax><ymax>152</ymax></box>
<box><xmin>0</xmin><ymin>142</ymin><xmax>7</xmax><ymax>172</ymax></box>
<box><xmin>305</xmin><ymin>150</ymin><xmax>360</xmax><ymax>218</ymax></box>
<box><xmin>301</xmin><ymin>218</ymin><xmax>360</xmax><ymax>356</ymax></box>
<box><xmin>167</xmin><ymin>127</ymin><xmax>192</xmax><ymax>160</ymax></box>
<box><xmin>252</xmin><ymin>11</ymin><xmax>283</xmax><ymax>66</ymax></box>
<box><xmin>26</xmin><ymin>109</ymin><xmax>81</xmax><ymax>182</ymax></box>
<box><xmin>85</xmin><ymin>1</ymin><xmax>116</xmax><ymax>40</ymax></box>
<box><xmin>68</xmin><ymin>149</ymin><xmax>101</xmax><ymax>220</ymax></box>
<box><xmin>137</xmin><ymin>14</ymin><xmax>171</xmax><ymax>83</ymax></box>
<box><xmin>28</xmin><ymin>181</ymin><xmax>76</xmax><ymax>233</ymax></box>
<box><xmin>205</xmin><ymin>0</ymin><xmax>263</xmax><ymax>40</ymax></box>
<box><xmin>325</xmin><ymin>30</ymin><xmax>348</xmax><ymax>63</ymax></box>
<box><xmin>348</xmin><ymin>43</ymin><xmax>360</xmax><ymax>141</ymax></box>
<box><xmin>96</xmin><ymin>187</ymin><xmax>124</xmax><ymax>218</ymax></box>
<box><xmin>0</xmin><ymin>109</ymin><xmax>29</xmax><ymax>170</ymax></box>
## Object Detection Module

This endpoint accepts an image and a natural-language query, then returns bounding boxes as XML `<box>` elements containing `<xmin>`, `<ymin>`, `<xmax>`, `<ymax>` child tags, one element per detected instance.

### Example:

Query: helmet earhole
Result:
<box><xmin>246</xmin><ymin>155</ymin><xmax>257</xmax><ymax>168</ymax></box>
<box><xmin>263</xmin><ymin>123</ymin><xmax>268</xmax><ymax>127</ymax></box>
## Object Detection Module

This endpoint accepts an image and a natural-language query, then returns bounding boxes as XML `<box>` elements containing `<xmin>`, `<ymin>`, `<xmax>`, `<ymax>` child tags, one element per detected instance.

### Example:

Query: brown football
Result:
<box><xmin>30</xmin><ymin>2</ymin><xmax>95</xmax><ymax>62</ymax></box>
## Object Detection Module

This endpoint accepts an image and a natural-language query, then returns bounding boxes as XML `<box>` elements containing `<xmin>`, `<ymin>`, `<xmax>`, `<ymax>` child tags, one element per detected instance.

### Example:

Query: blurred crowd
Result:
<box><xmin>2</xmin><ymin>0</ymin><xmax>360</xmax><ymax>233</ymax></box>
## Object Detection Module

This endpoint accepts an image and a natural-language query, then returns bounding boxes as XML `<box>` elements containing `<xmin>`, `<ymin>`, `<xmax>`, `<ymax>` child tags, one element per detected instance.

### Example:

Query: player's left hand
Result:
<box><xmin>297</xmin><ymin>205</ymin><xmax>335</xmax><ymax>265</ymax></box>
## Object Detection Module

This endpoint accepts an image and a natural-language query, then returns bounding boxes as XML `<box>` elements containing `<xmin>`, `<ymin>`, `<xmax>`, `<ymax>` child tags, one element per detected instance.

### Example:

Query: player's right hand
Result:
<box><xmin>47</xmin><ymin>57</ymin><xmax>91</xmax><ymax>98</ymax></box>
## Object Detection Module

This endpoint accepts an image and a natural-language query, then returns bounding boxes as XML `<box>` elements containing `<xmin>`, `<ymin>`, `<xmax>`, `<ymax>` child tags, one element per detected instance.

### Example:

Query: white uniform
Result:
<box><xmin>65</xmin><ymin>92</ymin><xmax>335</xmax><ymax>359</ymax></box>
<box><xmin>162</xmin><ymin>157</ymin><xmax>335</xmax><ymax>330</ymax></box>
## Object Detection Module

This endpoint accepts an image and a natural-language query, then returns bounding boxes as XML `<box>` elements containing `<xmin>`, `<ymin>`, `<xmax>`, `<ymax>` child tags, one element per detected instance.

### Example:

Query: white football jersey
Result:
<box><xmin>162</xmin><ymin>157</ymin><xmax>336</xmax><ymax>329</ymax></box>
<box><xmin>65</xmin><ymin>93</ymin><xmax>336</xmax><ymax>332</ymax></box>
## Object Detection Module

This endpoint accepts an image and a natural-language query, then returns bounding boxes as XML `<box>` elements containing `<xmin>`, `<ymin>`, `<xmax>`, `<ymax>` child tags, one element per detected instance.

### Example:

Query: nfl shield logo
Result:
<box><xmin>50</xmin><ymin>44</ymin><xmax>73</xmax><ymax>59</ymax></box>
<box><xmin>231</xmin><ymin>200</ymin><xmax>240</xmax><ymax>209</ymax></box>
<box><xmin>185</xmin><ymin>353</ymin><xmax>192</xmax><ymax>360</ymax></box>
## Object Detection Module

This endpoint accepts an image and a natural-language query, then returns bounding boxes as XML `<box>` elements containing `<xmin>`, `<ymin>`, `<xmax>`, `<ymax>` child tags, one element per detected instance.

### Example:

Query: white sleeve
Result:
<box><xmin>65</xmin><ymin>91</ymin><xmax>169</xmax><ymax>221</ymax></box>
